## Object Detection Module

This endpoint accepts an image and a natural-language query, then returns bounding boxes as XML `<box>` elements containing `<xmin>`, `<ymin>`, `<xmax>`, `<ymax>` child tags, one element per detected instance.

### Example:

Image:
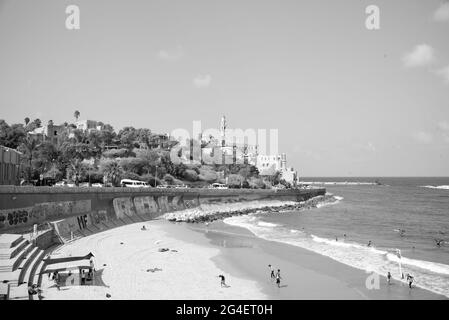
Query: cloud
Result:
<box><xmin>193</xmin><ymin>74</ymin><xmax>212</xmax><ymax>88</ymax></box>
<box><xmin>412</xmin><ymin>131</ymin><xmax>433</xmax><ymax>144</ymax></box>
<box><xmin>157</xmin><ymin>47</ymin><xmax>184</xmax><ymax>61</ymax></box>
<box><xmin>435</xmin><ymin>65</ymin><xmax>449</xmax><ymax>84</ymax></box>
<box><xmin>402</xmin><ymin>44</ymin><xmax>435</xmax><ymax>68</ymax></box>
<box><xmin>434</xmin><ymin>2</ymin><xmax>449</xmax><ymax>21</ymax></box>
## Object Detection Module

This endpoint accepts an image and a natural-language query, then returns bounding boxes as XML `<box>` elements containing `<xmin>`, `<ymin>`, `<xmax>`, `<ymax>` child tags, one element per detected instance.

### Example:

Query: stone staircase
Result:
<box><xmin>0</xmin><ymin>234</ymin><xmax>47</xmax><ymax>300</ymax></box>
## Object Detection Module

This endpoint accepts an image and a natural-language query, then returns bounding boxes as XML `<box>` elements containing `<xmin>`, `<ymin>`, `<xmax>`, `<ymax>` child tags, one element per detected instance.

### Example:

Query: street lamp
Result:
<box><xmin>154</xmin><ymin>165</ymin><xmax>158</xmax><ymax>187</ymax></box>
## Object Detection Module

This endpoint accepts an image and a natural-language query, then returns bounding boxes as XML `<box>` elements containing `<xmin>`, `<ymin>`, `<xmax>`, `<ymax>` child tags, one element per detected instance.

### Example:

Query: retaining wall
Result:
<box><xmin>0</xmin><ymin>186</ymin><xmax>325</xmax><ymax>234</ymax></box>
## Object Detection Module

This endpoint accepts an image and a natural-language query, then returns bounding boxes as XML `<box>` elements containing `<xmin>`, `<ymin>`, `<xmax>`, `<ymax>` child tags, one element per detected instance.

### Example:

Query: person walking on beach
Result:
<box><xmin>275</xmin><ymin>269</ymin><xmax>282</xmax><ymax>288</ymax></box>
<box><xmin>407</xmin><ymin>274</ymin><xmax>414</xmax><ymax>289</ymax></box>
<box><xmin>218</xmin><ymin>275</ymin><xmax>226</xmax><ymax>287</ymax></box>
<box><xmin>268</xmin><ymin>265</ymin><xmax>275</xmax><ymax>280</ymax></box>
<box><xmin>387</xmin><ymin>272</ymin><xmax>392</xmax><ymax>285</ymax></box>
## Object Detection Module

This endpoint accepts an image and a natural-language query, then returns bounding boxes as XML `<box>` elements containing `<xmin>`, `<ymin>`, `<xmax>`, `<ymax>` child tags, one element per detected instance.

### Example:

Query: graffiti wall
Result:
<box><xmin>112</xmin><ymin>198</ymin><xmax>136</xmax><ymax>219</ymax></box>
<box><xmin>168</xmin><ymin>196</ymin><xmax>185</xmax><ymax>211</ymax></box>
<box><xmin>54</xmin><ymin>213</ymin><xmax>93</xmax><ymax>236</ymax></box>
<box><xmin>157</xmin><ymin>196</ymin><xmax>170</xmax><ymax>213</ymax></box>
<box><xmin>0</xmin><ymin>200</ymin><xmax>91</xmax><ymax>231</ymax></box>
<box><xmin>133</xmin><ymin>196</ymin><xmax>159</xmax><ymax>217</ymax></box>
<box><xmin>90</xmin><ymin>210</ymin><xmax>108</xmax><ymax>225</ymax></box>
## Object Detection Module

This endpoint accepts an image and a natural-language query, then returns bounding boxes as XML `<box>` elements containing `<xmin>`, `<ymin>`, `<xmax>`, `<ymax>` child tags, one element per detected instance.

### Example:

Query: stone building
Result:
<box><xmin>0</xmin><ymin>146</ymin><xmax>21</xmax><ymax>185</ymax></box>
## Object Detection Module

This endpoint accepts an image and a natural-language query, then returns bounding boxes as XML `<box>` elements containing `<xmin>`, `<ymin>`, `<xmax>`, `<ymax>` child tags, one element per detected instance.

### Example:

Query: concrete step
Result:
<box><xmin>0</xmin><ymin>238</ymin><xmax>29</xmax><ymax>260</ymax></box>
<box><xmin>0</xmin><ymin>242</ymin><xmax>33</xmax><ymax>272</ymax></box>
<box><xmin>17</xmin><ymin>246</ymin><xmax>39</xmax><ymax>285</ymax></box>
<box><xmin>120</xmin><ymin>216</ymin><xmax>133</xmax><ymax>225</ymax></box>
<box><xmin>112</xmin><ymin>219</ymin><xmax>124</xmax><ymax>227</ymax></box>
<box><xmin>9</xmin><ymin>248</ymin><xmax>45</xmax><ymax>300</ymax></box>
<box><xmin>0</xmin><ymin>234</ymin><xmax>24</xmax><ymax>248</ymax></box>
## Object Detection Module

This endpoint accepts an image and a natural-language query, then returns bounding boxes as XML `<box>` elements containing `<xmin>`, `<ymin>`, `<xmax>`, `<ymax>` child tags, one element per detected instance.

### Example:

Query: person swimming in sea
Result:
<box><xmin>435</xmin><ymin>239</ymin><xmax>444</xmax><ymax>247</ymax></box>
<box><xmin>367</xmin><ymin>240</ymin><xmax>372</xmax><ymax>247</ymax></box>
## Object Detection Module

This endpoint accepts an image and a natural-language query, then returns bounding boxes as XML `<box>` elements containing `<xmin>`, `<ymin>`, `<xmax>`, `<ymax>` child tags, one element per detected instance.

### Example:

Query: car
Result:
<box><xmin>54</xmin><ymin>181</ymin><xmax>67</xmax><ymax>187</ymax></box>
<box><xmin>91</xmin><ymin>183</ymin><xmax>103</xmax><ymax>188</ymax></box>
<box><xmin>209</xmin><ymin>183</ymin><xmax>228</xmax><ymax>189</ymax></box>
<box><xmin>79</xmin><ymin>182</ymin><xmax>90</xmax><ymax>188</ymax></box>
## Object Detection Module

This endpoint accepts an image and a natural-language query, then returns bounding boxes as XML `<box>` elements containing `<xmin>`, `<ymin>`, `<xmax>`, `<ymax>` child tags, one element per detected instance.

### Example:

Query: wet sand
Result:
<box><xmin>182</xmin><ymin>221</ymin><xmax>446</xmax><ymax>300</ymax></box>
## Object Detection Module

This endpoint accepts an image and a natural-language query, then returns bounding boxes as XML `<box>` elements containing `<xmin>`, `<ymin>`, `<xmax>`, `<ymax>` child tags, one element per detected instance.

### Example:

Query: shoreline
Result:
<box><xmin>38</xmin><ymin>219</ymin><xmax>446</xmax><ymax>300</ymax></box>
<box><xmin>182</xmin><ymin>221</ymin><xmax>447</xmax><ymax>300</ymax></box>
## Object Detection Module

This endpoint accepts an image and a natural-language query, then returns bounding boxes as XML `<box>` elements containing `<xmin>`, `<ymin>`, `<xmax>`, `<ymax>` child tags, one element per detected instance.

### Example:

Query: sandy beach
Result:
<box><xmin>39</xmin><ymin>219</ymin><xmax>446</xmax><ymax>300</ymax></box>
<box><xmin>40</xmin><ymin>220</ymin><xmax>266</xmax><ymax>300</ymax></box>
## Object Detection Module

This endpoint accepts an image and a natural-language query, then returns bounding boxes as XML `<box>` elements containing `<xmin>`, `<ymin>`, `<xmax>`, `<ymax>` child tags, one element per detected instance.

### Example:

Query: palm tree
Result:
<box><xmin>24</xmin><ymin>117</ymin><xmax>30</xmax><ymax>126</ymax></box>
<box><xmin>19</xmin><ymin>136</ymin><xmax>41</xmax><ymax>181</ymax></box>
<box><xmin>74</xmin><ymin>110</ymin><xmax>80</xmax><ymax>122</ymax></box>
<box><xmin>99</xmin><ymin>159</ymin><xmax>123</xmax><ymax>186</ymax></box>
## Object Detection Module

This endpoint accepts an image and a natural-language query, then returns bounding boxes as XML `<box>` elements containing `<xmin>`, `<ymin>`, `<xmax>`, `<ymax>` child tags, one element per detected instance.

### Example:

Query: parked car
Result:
<box><xmin>209</xmin><ymin>183</ymin><xmax>228</xmax><ymax>189</ymax></box>
<box><xmin>54</xmin><ymin>181</ymin><xmax>67</xmax><ymax>187</ymax></box>
<box><xmin>91</xmin><ymin>183</ymin><xmax>103</xmax><ymax>188</ymax></box>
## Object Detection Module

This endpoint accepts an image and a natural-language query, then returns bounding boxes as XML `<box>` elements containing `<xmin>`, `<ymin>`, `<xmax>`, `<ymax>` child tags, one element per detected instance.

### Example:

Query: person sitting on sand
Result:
<box><xmin>141</xmin><ymin>225</ymin><xmax>147</xmax><ymax>231</ymax></box>
<box><xmin>218</xmin><ymin>274</ymin><xmax>226</xmax><ymax>287</ymax></box>
<box><xmin>28</xmin><ymin>284</ymin><xmax>41</xmax><ymax>295</ymax></box>
<box><xmin>275</xmin><ymin>269</ymin><xmax>282</xmax><ymax>288</ymax></box>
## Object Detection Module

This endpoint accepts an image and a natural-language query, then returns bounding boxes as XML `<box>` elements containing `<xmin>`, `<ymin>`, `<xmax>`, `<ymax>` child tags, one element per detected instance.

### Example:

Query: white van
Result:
<box><xmin>120</xmin><ymin>179</ymin><xmax>150</xmax><ymax>188</ymax></box>
<box><xmin>209</xmin><ymin>183</ymin><xmax>228</xmax><ymax>189</ymax></box>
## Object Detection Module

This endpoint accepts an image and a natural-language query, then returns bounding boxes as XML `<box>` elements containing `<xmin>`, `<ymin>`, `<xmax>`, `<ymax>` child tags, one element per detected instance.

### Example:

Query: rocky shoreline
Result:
<box><xmin>163</xmin><ymin>193</ymin><xmax>338</xmax><ymax>223</ymax></box>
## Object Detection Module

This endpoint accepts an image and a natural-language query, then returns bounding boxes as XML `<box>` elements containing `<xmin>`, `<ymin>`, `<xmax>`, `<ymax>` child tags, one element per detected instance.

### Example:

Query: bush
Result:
<box><xmin>140</xmin><ymin>174</ymin><xmax>162</xmax><ymax>186</ymax></box>
<box><xmin>227</xmin><ymin>174</ymin><xmax>244</xmax><ymax>188</ymax></box>
<box><xmin>102</xmin><ymin>148</ymin><xmax>134</xmax><ymax>159</ymax></box>
<box><xmin>183</xmin><ymin>169</ymin><xmax>199</xmax><ymax>182</ymax></box>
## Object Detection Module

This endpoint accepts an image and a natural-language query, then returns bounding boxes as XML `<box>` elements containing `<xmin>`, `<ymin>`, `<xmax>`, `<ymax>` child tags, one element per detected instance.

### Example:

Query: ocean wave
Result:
<box><xmin>223</xmin><ymin>215</ymin><xmax>449</xmax><ymax>298</ymax></box>
<box><xmin>257</xmin><ymin>221</ymin><xmax>279</xmax><ymax>228</ymax></box>
<box><xmin>301</xmin><ymin>181</ymin><xmax>378</xmax><ymax>186</ymax></box>
<box><xmin>420</xmin><ymin>185</ymin><xmax>449</xmax><ymax>190</ymax></box>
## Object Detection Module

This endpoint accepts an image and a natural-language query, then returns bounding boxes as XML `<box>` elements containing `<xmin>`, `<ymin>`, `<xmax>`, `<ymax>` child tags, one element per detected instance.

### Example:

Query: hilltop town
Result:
<box><xmin>0</xmin><ymin>112</ymin><xmax>298</xmax><ymax>189</ymax></box>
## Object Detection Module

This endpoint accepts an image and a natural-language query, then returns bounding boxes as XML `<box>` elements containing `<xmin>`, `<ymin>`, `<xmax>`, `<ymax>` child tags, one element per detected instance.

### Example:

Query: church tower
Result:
<box><xmin>220</xmin><ymin>115</ymin><xmax>227</xmax><ymax>147</ymax></box>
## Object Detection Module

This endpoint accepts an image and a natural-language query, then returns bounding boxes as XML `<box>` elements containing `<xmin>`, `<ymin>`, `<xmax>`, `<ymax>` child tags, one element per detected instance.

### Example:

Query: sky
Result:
<box><xmin>0</xmin><ymin>0</ymin><xmax>448</xmax><ymax>177</ymax></box>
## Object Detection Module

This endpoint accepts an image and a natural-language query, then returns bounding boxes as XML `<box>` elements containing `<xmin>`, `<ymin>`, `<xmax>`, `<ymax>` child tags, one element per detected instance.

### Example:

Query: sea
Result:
<box><xmin>223</xmin><ymin>177</ymin><xmax>449</xmax><ymax>298</ymax></box>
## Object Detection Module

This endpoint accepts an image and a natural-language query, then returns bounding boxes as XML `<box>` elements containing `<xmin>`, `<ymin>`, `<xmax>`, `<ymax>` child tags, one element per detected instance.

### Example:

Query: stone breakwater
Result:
<box><xmin>163</xmin><ymin>193</ymin><xmax>337</xmax><ymax>223</ymax></box>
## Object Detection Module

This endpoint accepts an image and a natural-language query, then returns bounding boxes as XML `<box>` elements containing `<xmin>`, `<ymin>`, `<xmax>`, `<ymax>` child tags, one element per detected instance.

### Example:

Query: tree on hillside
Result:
<box><xmin>99</xmin><ymin>159</ymin><xmax>123</xmax><ymax>186</ymax></box>
<box><xmin>0</xmin><ymin>121</ymin><xmax>26</xmax><ymax>149</ymax></box>
<box><xmin>18</xmin><ymin>136</ymin><xmax>41</xmax><ymax>181</ymax></box>
<box><xmin>74</xmin><ymin>110</ymin><xmax>80</xmax><ymax>121</ymax></box>
<box><xmin>33</xmin><ymin>119</ymin><xmax>42</xmax><ymax>128</ymax></box>
<box><xmin>24</xmin><ymin>117</ymin><xmax>30</xmax><ymax>126</ymax></box>
<box><xmin>227</xmin><ymin>174</ymin><xmax>244</xmax><ymax>188</ymax></box>
<box><xmin>118</xmin><ymin>127</ymin><xmax>138</xmax><ymax>149</ymax></box>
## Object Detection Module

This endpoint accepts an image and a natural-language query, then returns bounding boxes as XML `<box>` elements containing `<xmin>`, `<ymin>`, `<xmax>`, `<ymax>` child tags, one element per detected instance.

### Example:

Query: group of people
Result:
<box><xmin>268</xmin><ymin>265</ymin><xmax>282</xmax><ymax>288</ymax></box>
<box><xmin>387</xmin><ymin>271</ymin><xmax>415</xmax><ymax>289</ymax></box>
<box><xmin>27</xmin><ymin>284</ymin><xmax>42</xmax><ymax>297</ymax></box>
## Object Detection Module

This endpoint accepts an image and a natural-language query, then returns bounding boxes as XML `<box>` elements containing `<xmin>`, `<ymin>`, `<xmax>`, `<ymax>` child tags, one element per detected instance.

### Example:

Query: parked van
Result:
<box><xmin>209</xmin><ymin>183</ymin><xmax>228</xmax><ymax>189</ymax></box>
<box><xmin>120</xmin><ymin>179</ymin><xmax>150</xmax><ymax>188</ymax></box>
